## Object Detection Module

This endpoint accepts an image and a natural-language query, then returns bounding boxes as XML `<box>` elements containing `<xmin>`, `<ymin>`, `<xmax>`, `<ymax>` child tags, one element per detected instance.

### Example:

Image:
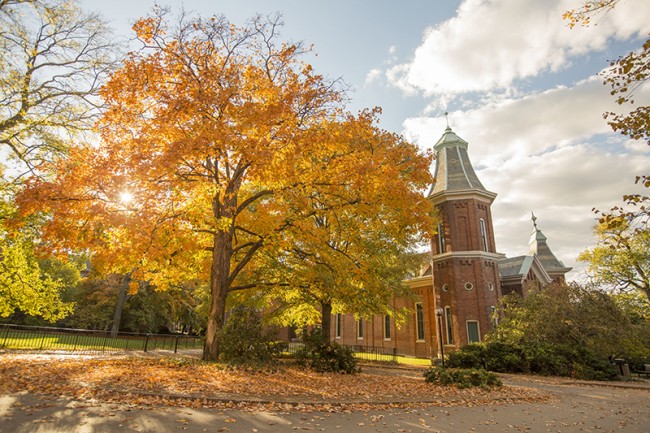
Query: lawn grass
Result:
<box><xmin>396</xmin><ymin>356</ymin><xmax>433</xmax><ymax>366</ymax></box>
<box><xmin>0</xmin><ymin>328</ymin><xmax>203</xmax><ymax>352</ymax></box>
<box><xmin>1</xmin><ymin>327</ymin><xmax>431</xmax><ymax>366</ymax></box>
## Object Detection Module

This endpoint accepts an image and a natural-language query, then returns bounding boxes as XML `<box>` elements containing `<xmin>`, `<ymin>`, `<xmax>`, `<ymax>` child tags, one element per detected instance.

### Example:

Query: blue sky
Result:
<box><xmin>80</xmin><ymin>0</ymin><xmax>650</xmax><ymax>279</ymax></box>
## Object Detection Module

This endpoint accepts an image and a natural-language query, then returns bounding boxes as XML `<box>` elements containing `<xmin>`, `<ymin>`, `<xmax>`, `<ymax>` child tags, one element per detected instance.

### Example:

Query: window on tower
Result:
<box><xmin>437</xmin><ymin>222</ymin><xmax>446</xmax><ymax>253</ymax></box>
<box><xmin>479</xmin><ymin>218</ymin><xmax>488</xmax><ymax>251</ymax></box>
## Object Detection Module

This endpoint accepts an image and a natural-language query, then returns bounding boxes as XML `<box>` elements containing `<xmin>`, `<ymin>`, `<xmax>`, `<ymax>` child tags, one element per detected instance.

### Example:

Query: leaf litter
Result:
<box><xmin>0</xmin><ymin>352</ymin><xmax>551</xmax><ymax>413</ymax></box>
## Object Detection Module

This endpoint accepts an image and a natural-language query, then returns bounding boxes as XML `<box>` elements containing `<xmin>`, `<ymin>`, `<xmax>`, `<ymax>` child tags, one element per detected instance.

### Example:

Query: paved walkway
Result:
<box><xmin>1</xmin><ymin>364</ymin><xmax>649</xmax><ymax>433</ymax></box>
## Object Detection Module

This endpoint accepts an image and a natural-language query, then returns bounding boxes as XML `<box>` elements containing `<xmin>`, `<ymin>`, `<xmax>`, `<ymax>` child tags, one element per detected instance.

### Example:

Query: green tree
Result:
<box><xmin>251</xmin><ymin>207</ymin><xmax>424</xmax><ymax>341</ymax></box>
<box><xmin>0</xmin><ymin>0</ymin><xmax>117</xmax><ymax>171</ymax></box>
<box><xmin>491</xmin><ymin>282</ymin><xmax>648</xmax><ymax>360</ymax></box>
<box><xmin>0</xmin><ymin>175</ymin><xmax>73</xmax><ymax>321</ymax></box>
<box><xmin>578</xmin><ymin>221</ymin><xmax>650</xmax><ymax>301</ymax></box>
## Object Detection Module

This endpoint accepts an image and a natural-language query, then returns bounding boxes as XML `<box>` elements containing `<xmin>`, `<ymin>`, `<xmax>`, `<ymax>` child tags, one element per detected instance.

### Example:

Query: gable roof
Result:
<box><xmin>498</xmin><ymin>253</ymin><xmax>553</xmax><ymax>285</ymax></box>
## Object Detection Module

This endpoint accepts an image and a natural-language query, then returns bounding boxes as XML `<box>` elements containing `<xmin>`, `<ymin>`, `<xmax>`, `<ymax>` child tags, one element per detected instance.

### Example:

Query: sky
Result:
<box><xmin>79</xmin><ymin>0</ymin><xmax>650</xmax><ymax>279</ymax></box>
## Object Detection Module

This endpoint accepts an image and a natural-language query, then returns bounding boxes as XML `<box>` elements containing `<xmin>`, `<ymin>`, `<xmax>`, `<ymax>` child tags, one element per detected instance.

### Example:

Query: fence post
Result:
<box><xmin>38</xmin><ymin>329</ymin><xmax>47</xmax><ymax>350</ymax></box>
<box><xmin>143</xmin><ymin>334</ymin><xmax>150</xmax><ymax>352</ymax></box>
<box><xmin>174</xmin><ymin>335</ymin><xmax>180</xmax><ymax>353</ymax></box>
<box><xmin>72</xmin><ymin>333</ymin><xmax>80</xmax><ymax>351</ymax></box>
<box><xmin>1</xmin><ymin>326</ymin><xmax>11</xmax><ymax>348</ymax></box>
<box><xmin>102</xmin><ymin>333</ymin><xmax>108</xmax><ymax>352</ymax></box>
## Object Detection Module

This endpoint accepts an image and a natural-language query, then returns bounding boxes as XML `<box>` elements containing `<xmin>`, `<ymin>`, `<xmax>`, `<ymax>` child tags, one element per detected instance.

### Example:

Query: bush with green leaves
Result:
<box><xmin>424</xmin><ymin>367</ymin><xmax>501</xmax><ymax>389</ymax></box>
<box><xmin>445</xmin><ymin>341</ymin><xmax>619</xmax><ymax>380</ymax></box>
<box><xmin>295</xmin><ymin>328</ymin><xmax>359</xmax><ymax>374</ymax></box>
<box><xmin>218</xmin><ymin>306</ymin><xmax>285</xmax><ymax>367</ymax></box>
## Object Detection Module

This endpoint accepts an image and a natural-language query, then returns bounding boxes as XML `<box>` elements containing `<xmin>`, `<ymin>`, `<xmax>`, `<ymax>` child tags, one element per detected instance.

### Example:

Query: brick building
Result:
<box><xmin>329</xmin><ymin>125</ymin><xmax>571</xmax><ymax>359</ymax></box>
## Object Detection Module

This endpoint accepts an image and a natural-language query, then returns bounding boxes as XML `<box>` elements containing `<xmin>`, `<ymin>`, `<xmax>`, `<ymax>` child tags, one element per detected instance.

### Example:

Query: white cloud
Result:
<box><xmin>365</xmin><ymin>68</ymin><xmax>383</xmax><ymax>86</ymax></box>
<box><xmin>482</xmin><ymin>144</ymin><xmax>650</xmax><ymax>280</ymax></box>
<box><xmin>387</xmin><ymin>0</ymin><xmax>650</xmax><ymax>96</ymax></box>
<box><xmin>403</xmin><ymin>76</ymin><xmax>650</xmax><ymax>280</ymax></box>
<box><xmin>404</xmin><ymin>76</ymin><xmax>649</xmax><ymax>166</ymax></box>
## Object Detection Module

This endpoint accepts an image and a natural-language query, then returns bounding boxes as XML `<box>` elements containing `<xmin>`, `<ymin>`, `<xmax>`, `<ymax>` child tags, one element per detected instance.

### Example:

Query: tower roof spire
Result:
<box><xmin>528</xmin><ymin>214</ymin><xmax>572</xmax><ymax>274</ymax></box>
<box><xmin>428</xmin><ymin>121</ymin><xmax>492</xmax><ymax>199</ymax></box>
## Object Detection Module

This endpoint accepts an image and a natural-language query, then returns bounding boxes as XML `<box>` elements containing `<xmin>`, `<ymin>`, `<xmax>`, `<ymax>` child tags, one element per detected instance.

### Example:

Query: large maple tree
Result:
<box><xmin>18</xmin><ymin>10</ymin><xmax>433</xmax><ymax>360</ymax></box>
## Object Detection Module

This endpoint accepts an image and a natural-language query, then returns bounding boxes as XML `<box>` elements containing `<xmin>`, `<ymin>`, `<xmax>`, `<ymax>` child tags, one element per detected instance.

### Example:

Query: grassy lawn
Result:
<box><xmin>395</xmin><ymin>356</ymin><xmax>433</xmax><ymax>366</ymax></box>
<box><xmin>0</xmin><ymin>328</ymin><xmax>203</xmax><ymax>352</ymax></box>
<box><xmin>2</xmin><ymin>328</ymin><xmax>431</xmax><ymax>366</ymax></box>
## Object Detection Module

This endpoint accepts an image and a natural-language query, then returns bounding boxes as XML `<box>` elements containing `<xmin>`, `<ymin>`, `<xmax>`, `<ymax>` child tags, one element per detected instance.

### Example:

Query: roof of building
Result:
<box><xmin>427</xmin><ymin>126</ymin><xmax>489</xmax><ymax>197</ymax></box>
<box><xmin>498</xmin><ymin>254</ymin><xmax>553</xmax><ymax>285</ymax></box>
<box><xmin>529</xmin><ymin>212</ymin><xmax>572</xmax><ymax>275</ymax></box>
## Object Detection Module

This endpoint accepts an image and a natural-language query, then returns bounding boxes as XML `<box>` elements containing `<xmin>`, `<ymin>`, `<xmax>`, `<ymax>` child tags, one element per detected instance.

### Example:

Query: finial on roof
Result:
<box><xmin>444</xmin><ymin>111</ymin><xmax>451</xmax><ymax>130</ymax></box>
<box><xmin>531</xmin><ymin>211</ymin><xmax>538</xmax><ymax>229</ymax></box>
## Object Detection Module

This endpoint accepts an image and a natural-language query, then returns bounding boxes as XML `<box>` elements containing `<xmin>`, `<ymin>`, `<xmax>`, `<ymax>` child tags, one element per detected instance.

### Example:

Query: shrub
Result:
<box><xmin>445</xmin><ymin>341</ymin><xmax>619</xmax><ymax>380</ymax></box>
<box><xmin>446</xmin><ymin>343</ymin><xmax>486</xmax><ymax>369</ymax></box>
<box><xmin>218</xmin><ymin>306</ymin><xmax>285</xmax><ymax>367</ymax></box>
<box><xmin>424</xmin><ymin>367</ymin><xmax>502</xmax><ymax>389</ymax></box>
<box><xmin>295</xmin><ymin>329</ymin><xmax>359</xmax><ymax>374</ymax></box>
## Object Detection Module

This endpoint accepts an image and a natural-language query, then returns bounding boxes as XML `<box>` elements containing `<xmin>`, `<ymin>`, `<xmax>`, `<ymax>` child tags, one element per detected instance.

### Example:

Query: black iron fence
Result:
<box><xmin>0</xmin><ymin>324</ymin><xmax>399</xmax><ymax>363</ymax></box>
<box><xmin>0</xmin><ymin>324</ymin><xmax>203</xmax><ymax>353</ymax></box>
<box><xmin>285</xmin><ymin>341</ymin><xmax>398</xmax><ymax>363</ymax></box>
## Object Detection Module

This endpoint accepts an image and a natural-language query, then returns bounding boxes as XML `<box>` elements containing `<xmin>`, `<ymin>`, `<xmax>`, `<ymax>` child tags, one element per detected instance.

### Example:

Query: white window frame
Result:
<box><xmin>466</xmin><ymin>320</ymin><xmax>481</xmax><ymax>343</ymax></box>
<box><xmin>415</xmin><ymin>303</ymin><xmax>425</xmax><ymax>342</ymax></box>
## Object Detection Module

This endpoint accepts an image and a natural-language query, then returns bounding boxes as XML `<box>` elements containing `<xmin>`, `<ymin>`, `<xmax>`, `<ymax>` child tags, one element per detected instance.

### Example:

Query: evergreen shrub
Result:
<box><xmin>295</xmin><ymin>329</ymin><xmax>359</xmax><ymax>374</ymax></box>
<box><xmin>423</xmin><ymin>367</ymin><xmax>502</xmax><ymax>389</ymax></box>
<box><xmin>445</xmin><ymin>341</ymin><xmax>618</xmax><ymax>380</ymax></box>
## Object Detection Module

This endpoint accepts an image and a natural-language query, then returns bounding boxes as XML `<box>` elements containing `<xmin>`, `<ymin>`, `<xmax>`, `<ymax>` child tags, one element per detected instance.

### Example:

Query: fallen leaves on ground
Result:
<box><xmin>0</xmin><ymin>352</ymin><xmax>551</xmax><ymax>412</ymax></box>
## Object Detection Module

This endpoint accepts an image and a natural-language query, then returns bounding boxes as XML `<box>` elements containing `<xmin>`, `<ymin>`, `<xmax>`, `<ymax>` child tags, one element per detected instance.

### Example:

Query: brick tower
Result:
<box><xmin>428</xmin><ymin>124</ymin><xmax>501</xmax><ymax>350</ymax></box>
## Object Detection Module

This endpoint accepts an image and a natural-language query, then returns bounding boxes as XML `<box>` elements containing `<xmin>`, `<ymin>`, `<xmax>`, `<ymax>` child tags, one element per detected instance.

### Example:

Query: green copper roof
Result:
<box><xmin>428</xmin><ymin>126</ymin><xmax>487</xmax><ymax>196</ymax></box>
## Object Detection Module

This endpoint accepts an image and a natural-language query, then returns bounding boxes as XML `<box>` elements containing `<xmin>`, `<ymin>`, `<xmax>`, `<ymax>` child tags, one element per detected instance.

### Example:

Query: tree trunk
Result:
<box><xmin>203</xmin><ymin>230</ymin><xmax>232</xmax><ymax>361</ymax></box>
<box><xmin>110</xmin><ymin>274</ymin><xmax>131</xmax><ymax>338</ymax></box>
<box><xmin>321</xmin><ymin>301</ymin><xmax>332</xmax><ymax>341</ymax></box>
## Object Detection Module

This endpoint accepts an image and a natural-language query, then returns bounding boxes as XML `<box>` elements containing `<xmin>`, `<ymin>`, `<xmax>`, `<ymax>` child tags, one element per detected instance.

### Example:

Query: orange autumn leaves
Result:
<box><xmin>17</xmin><ymin>10</ymin><xmax>434</xmax><ymax>359</ymax></box>
<box><xmin>0</xmin><ymin>354</ymin><xmax>550</xmax><ymax>410</ymax></box>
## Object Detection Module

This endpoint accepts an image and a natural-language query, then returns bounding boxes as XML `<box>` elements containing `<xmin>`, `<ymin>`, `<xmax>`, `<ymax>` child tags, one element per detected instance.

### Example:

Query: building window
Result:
<box><xmin>467</xmin><ymin>321</ymin><xmax>480</xmax><ymax>343</ymax></box>
<box><xmin>384</xmin><ymin>315</ymin><xmax>391</xmax><ymax>340</ymax></box>
<box><xmin>437</xmin><ymin>222</ymin><xmax>446</xmax><ymax>253</ymax></box>
<box><xmin>445</xmin><ymin>306</ymin><xmax>453</xmax><ymax>344</ymax></box>
<box><xmin>479</xmin><ymin>218</ymin><xmax>488</xmax><ymax>251</ymax></box>
<box><xmin>487</xmin><ymin>282</ymin><xmax>494</xmax><ymax>291</ymax></box>
<box><xmin>415</xmin><ymin>303</ymin><xmax>425</xmax><ymax>341</ymax></box>
<box><xmin>335</xmin><ymin>313</ymin><xmax>341</xmax><ymax>339</ymax></box>
<box><xmin>464</xmin><ymin>281</ymin><xmax>474</xmax><ymax>291</ymax></box>
<box><xmin>357</xmin><ymin>318</ymin><xmax>364</xmax><ymax>339</ymax></box>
